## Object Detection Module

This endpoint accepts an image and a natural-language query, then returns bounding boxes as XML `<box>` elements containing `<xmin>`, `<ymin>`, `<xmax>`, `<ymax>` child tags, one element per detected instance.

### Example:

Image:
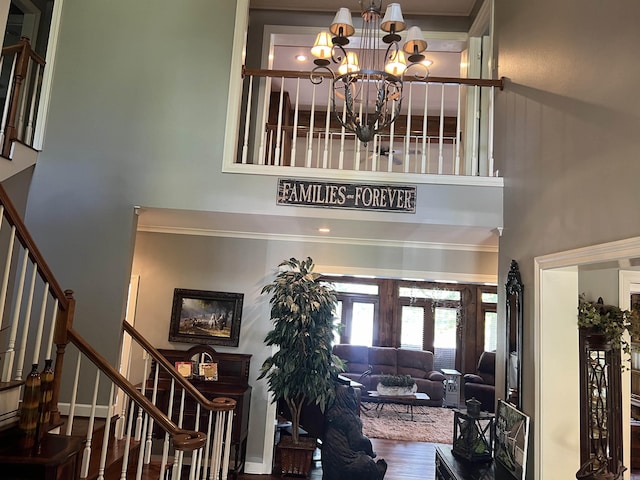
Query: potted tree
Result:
<box><xmin>259</xmin><ymin>257</ymin><xmax>344</xmax><ymax>476</ymax></box>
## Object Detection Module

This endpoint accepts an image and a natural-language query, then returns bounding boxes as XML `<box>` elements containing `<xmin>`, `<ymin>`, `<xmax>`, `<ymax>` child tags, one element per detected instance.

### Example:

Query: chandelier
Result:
<box><xmin>310</xmin><ymin>1</ymin><xmax>429</xmax><ymax>144</ymax></box>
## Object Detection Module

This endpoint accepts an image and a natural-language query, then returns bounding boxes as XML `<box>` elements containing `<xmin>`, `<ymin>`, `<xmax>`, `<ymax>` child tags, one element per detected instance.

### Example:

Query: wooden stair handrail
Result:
<box><xmin>242</xmin><ymin>67</ymin><xmax>505</xmax><ymax>89</ymax></box>
<box><xmin>67</xmin><ymin>327</ymin><xmax>208</xmax><ymax>451</ymax></box>
<box><xmin>0</xmin><ymin>183</ymin><xmax>68</xmax><ymax>308</ymax></box>
<box><xmin>123</xmin><ymin>322</ymin><xmax>238</xmax><ymax>412</ymax></box>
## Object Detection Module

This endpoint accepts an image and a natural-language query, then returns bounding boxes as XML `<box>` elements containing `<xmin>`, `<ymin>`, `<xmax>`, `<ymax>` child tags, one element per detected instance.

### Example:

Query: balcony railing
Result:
<box><xmin>234</xmin><ymin>68</ymin><xmax>503</xmax><ymax>181</ymax></box>
<box><xmin>0</xmin><ymin>37</ymin><xmax>46</xmax><ymax>158</ymax></box>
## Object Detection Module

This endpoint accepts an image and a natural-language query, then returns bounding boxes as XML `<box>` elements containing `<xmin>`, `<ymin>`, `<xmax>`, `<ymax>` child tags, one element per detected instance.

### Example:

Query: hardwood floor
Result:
<box><xmin>237</xmin><ymin>438</ymin><xmax>640</xmax><ymax>480</ymax></box>
<box><xmin>237</xmin><ymin>438</ymin><xmax>438</xmax><ymax>480</ymax></box>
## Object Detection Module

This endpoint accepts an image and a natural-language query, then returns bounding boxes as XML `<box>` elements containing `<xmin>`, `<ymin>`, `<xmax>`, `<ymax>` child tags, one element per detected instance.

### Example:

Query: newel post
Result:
<box><xmin>49</xmin><ymin>289</ymin><xmax>75</xmax><ymax>425</ymax></box>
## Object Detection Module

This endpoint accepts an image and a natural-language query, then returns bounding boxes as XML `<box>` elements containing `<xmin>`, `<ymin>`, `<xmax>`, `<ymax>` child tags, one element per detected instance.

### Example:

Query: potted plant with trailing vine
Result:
<box><xmin>577</xmin><ymin>294</ymin><xmax>640</xmax><ymax>358</ymax></box>
<box><xmin>258</xmin><ymin>257</ymin><xmax>344</xmax><ymax>476</ymax></box>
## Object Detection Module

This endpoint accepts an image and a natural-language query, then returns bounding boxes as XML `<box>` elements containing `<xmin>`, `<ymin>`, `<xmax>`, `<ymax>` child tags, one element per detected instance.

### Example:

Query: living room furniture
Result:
<box><xmin>0</xmin><ymin>428</ymin><xmax>83</xmax><ymax>480</ymax></box>
<box><xmin>442</xmin><ymin>368</ymin><xmax>462</xmax><ymax>407</ymax></box>
<box><xmin>435</xmin><ymin>445</ymin><xmax>495</xmax><ymax>480</ymax></box>
<box><xmin>463</xmin><ymin>351</ymin><xmax>496</xmax><ymax>413</ymax></box>
<box><xmin>332</xmin><ymin>344</ymin><xmax>446</xmax><ymax>406</ymax></box>
<box><xmin>365</xmin><ymin>391</ymin><xmax>430</xmax><ymax>421</ymax></box>
<box><xmin>451</xmin><ymin>408</ymin><xmax>495</xmax><ymax>462</ymax></box>
<box><xmin>150</xmin><ymin>346</ymin><xmax>252</xmax><ymax>476</ymax></box>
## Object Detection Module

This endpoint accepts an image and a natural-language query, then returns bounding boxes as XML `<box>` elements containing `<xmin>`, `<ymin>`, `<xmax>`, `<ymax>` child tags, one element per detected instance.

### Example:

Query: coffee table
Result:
<box><xmin>365</xmin><ymin>391</ymin><xmax>430</xmax><ymax>421</ymax></box>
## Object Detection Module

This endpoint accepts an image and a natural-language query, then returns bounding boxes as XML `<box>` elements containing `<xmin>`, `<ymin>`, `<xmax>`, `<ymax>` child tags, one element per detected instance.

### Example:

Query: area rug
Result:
<box><xmin>360</xmin><ymin>402</ymin><xmax>454</xmax><ymax>444</ymax></box>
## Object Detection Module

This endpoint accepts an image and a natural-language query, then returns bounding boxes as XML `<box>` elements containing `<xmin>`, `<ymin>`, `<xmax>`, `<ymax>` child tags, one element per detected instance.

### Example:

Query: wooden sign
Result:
<box><xmin>277</xmin><ymin>178</ymin><xmax>416</xmax><ymax>213</ymax></box>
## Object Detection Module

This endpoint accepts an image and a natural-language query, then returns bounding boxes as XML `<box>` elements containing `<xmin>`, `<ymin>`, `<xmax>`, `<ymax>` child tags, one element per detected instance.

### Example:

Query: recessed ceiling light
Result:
<box><xmin>422</xmin><ymin>59</ymin><xmax>433</xmax><ymax>67</ymax></box>
<box><xmin>296</xmin><ymin>54</ymin><xmax>307</xmax><ymax>62</ymax></box>
<box><xmin>318</xmin><ymin>227</ymin><xmax>330</xmax><ymax>233</ymax></box>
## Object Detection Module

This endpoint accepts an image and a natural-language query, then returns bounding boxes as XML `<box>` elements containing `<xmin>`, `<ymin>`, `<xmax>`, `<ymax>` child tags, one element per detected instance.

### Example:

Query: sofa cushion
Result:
<box><xmin>367</xmin><ymin>347</ymin><xmax>398</xmax><ymax>375</ymax></box>
<box><xmin>333</xmin><ymin>344</ymin><xmax>370</xmax><ymax>375</ymax></box>
<box><xmin>396</xmin><ymin>349</ymin><xmax>434</xmax><ymax>379</ymax></box>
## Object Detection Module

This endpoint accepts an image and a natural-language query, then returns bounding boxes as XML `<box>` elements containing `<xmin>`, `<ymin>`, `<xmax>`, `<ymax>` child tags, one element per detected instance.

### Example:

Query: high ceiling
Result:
<box><xmin>250</xmin><ymin>0</ymin><xmax>481</xmax><ymax>17</ymax></box>
<box><xmin>136</xmin><ymin>0</ymin><xmax>499</xmax><ymax>264</ymax></box>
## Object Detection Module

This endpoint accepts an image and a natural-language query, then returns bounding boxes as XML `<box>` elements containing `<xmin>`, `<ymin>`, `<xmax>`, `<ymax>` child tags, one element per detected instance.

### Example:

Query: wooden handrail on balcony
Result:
<box><xmin>123</xmin><ymin>322</ymin><xmax>237</xmax><ymax>413</ymax></box>
<box><xmin>1</xmin><ymin>37</ymin><xmax>47</xmax><ymax>157</ymax></box>
<box><xmin>242</xmin><ymin>67</ymin><xmax>505</xmax><ymax>89</ymax></box>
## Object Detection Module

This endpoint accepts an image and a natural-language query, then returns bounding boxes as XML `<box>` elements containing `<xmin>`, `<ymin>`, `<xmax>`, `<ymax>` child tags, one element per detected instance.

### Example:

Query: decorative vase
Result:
<box><xmin>39</xmin><ymin>359</ymin><xmax>55</xmax><ymax>436</ymax></box>
<box><xmin>18</xmin><ymin>364</ymin><xmax>41</xmax><ymax>450</ymax></box>
<box><xmin>376</xmin><ymin>382</ymin><xmax>417</xmax><ymax>396</ymax></box>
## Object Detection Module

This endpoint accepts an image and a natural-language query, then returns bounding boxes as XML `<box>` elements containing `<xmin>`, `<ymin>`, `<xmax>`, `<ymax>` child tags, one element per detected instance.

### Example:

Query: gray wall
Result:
<box><xmin>494</xmin><ymin>0</ymin><xmax>640</xmax><ymax>474</ymax></box>
<box><xmin>131</xmin><ymin>230</ymin><xmax>497</xmax><ymax>465</ymax></box>
<box><xmin>18</xmin><ymin>0</ymin><xmax>500</xmax><ymax>470</ymax></box>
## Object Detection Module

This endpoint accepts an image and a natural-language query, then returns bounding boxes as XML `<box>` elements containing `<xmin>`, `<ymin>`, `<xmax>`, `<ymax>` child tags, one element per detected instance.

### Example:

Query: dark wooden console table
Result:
<box><xmin>0</xmin><ymin>428</ymin><xmax>83</xmax><ymax>479</ymax></box>
<box><xmin>149</xmin><ymin>346</ymin><xmax>252</xmax><ymax>476</ymax></box>
<box><xmin>435</xmin><ymin>445</ymin><xmax>496</xmax><ymax>480</ymax></box>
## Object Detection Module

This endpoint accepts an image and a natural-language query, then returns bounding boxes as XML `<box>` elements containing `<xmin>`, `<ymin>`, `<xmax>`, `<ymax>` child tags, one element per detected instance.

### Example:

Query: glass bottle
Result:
<box><xmin>18</xmin><ymin>363</ymin><xmax>41</xmax><ymax>450</ymax></box>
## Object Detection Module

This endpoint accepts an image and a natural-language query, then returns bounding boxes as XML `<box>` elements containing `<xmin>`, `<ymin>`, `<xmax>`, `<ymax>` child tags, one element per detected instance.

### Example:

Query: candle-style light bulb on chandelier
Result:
<box><xmin>310</xmin><ymin>0</ymin><xmax>429</xmax><ymax>144</ymax></box>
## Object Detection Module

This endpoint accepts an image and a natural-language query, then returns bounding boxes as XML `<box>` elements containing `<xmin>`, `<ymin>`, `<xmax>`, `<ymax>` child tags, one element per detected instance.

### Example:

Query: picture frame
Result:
<box><xmin>174</xmin><ymin>361</ymin><xmax>193</xmax><ymax>378</ymax></box>
<box><xmin>495</xmin><ymin>399</ymin><xmax>530</xmax><ymax>480</ymax></box>
<box><xmin>168</xmin><ymin>288</ymin><xmax>244</xmax><ymax>347</ymax></box>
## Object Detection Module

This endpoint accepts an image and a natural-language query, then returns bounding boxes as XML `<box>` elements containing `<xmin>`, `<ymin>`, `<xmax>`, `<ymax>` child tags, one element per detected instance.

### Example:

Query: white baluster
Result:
<box><xmin>135</xmin><ymin>352</ymin><xmax>150</xmax><ymax>441</ymax></box>
<box><xmin>338</xmin><ymin>100</ymin><xmax>346</xmax><ymax>171</ymax></box>
<box><xmin>119</xmin><ymin>398</ymin><xmax>136</xmax><ymax>480</ymax></box>
<box><xmin>15</xmin><ymin>266</ymin><xmax>37</xmax><ymax>380</ymax></box>
<box><xmin>0</xmin><ymin>56</ymin><xmax>17</xmax><ymax>147</ymax></box>
<box><xmin>256</xmin><ymin>76</ymin><xmax>271</xmax><ymax>165</ymax></box>
<box><xmin>25</xmin><ymin>63</ymin><xmax>41</xmax><ymax>145</ymax></box>
<box><xmin>306</xmin><ymin>83</ymin><xmax>317</xmax><ymax>168</ymax></box>
<box><xmin>0</xmin><ymin>226</ymin><xmax>16</xmax><ymax>331</ymax></box>
<box><xmin>471</xmin><ymin>84</ymin><xmax>479</xmax><ymax>176</ymax></box>
<box><xmin>220</xmin><ymin>410</ymin><xmax>234</xmax><ymax>480</ymax></box>
<box><xmin>404</xmin><ymin>82</ymin><xmax>413</xmax><ymax>173</ymax></box>
<box><xmin>388</xmin><ymin>101</ymin><xmax>396</xmax><ymax>173</ymax></box>
<box><xmin>421</xmin><ymin>82</ymin><xmax>429</xmax><ymax>174</ymax></box>
<box><xmin>172</xmin><ymin>389</ymin><xmax>187</xmax><ymax>480</ymax></box>
<box><xmin>201</xmin><ymin>411</ymin><xmax>214</xmax><ymax>480</ymax></box>
<box><xmin>290</xmin><ymin>77</ymin><xmax>300</xmax><ymax>166</ymax></box>
<box><xmin>192</xmin><ymin>403</ymin><xmax>202</xmax><ymax>479</ymax></box>
<box><xmin>96</xmin><ymin>384</ymin><xmax>116</xmax><ymax>480</ymax></box>
<box><xmin>438</xmin><ymin>84</ymin><xmax>445</xmax><ymax>174</ymax></box>
<box><xmin>455</xmin><ymin>85</ymin><xmax>462</xmax><ymax>175</ymax></box>
<box><xmin>273</xmin><ymin>77</ymin><xmax>285</xmax><ymax>166</ymax></box>
<box><xmin>44</xmin><ymin>298</ymin><xmax>59</xmax><ymax>362</ymax></box>
<box><xmin>145</xmin><ymin>362</ymin><xmax>161</xmax><ymax>463</ymax></box>
<box><xmin>31</xmin><ymin>280</ymin><xmax>50</xmax><ymax>367</ymax></box>
<box><xmin>135</xmin><ymin>400</ymin><xmax>150</xmax><ymax>480</ymax></box>
<box><xmin>488</xmin><ymin>86</ymin><xmax>495</xmax><ymax>177</ymax></box>
<box><xmin>322</xmin><ymin>86</ymin><xmax>331</xmax><ymax>168</ymax></box>
<box><xmin>80</xmin><ymin>369</ymin><xmax>101</xmax><ymax>478</ymax></box>
<box><xmin>160</xmin><ymin>378</ymin><xmax>177</xmax><ymax>480</ymax></box>
<box><xmin>16</xmin><ymin>59</ymin><xmax>33</xmax><ymax>141</ymax></box>
<box><xmin>1</xmin><ymin>247</ymin><xmax>28</xmax><ymax>381</ymax></box>
<box><xmin>65</xmin><ymin>351</ymin><xmax>82</xmax><ymax>436</ymax></box>
<box><xmin>240</xmin><ymin>75</ymin><xmax>253</xmax><ymax>164</ymax></box>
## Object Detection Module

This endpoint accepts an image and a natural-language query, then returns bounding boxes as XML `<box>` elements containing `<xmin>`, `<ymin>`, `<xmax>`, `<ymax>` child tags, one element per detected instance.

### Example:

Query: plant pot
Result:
<box><xmin>376</xmin><ymin>383</ymin><xmax>417</xmax><ymax>396</ymax></box>
<box><xmin>277</xmin><ymin>435</ymin><xmax>316</xmax><ymax>477</ymax></box>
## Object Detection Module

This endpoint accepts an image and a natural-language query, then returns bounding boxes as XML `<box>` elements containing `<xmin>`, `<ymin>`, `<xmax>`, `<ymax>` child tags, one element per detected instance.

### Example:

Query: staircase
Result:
<box><xmin>0</xmin><ymin>154</ymin><xmax>234</xmax><ymax>480</ymax></box>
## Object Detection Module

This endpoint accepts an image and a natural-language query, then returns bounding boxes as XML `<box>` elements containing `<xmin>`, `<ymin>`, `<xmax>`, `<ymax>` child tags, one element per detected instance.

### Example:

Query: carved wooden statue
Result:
<box><xmin>321</xmin><ymin>385</ymin><xmax>387</xmax><ymax>480</ymax></box>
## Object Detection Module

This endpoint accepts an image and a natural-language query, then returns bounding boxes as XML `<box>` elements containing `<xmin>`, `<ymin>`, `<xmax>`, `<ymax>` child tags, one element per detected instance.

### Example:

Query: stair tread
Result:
<box><xmin>0</xmin><ymin>380</ymin><xmax>24</xmax><ymax>391</ymax></box>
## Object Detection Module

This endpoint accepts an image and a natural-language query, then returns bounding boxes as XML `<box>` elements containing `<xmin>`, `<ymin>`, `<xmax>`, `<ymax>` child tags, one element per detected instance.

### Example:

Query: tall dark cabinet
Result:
<box><xmin>150</xmin><ymin>347</ymin><xmax>252</xmax><ymax>475</ymax></box>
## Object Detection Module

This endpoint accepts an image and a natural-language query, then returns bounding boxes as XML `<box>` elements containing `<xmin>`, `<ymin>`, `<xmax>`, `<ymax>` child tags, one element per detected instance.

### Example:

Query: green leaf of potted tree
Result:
<box><xmin>258</xmin><ymin>257</ymin><xmax>344</xmax><ymax>476</ymax></box>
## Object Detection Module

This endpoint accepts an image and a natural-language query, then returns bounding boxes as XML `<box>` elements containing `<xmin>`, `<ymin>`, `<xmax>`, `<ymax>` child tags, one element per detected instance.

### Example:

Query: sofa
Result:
<box><xmin>332</xmin><ymin>344</ymin><xmax>445</xmax><ymax>406</ymax></box>
<box><xmin>463</xmin><ymin>351</ymin><xmax>496</xmax><ymax>413</ymax></box>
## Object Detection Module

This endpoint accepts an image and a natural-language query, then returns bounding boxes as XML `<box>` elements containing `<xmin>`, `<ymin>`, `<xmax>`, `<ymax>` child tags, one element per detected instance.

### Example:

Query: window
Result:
<box><xmin>332</xmin><ymin>282</ymin><xmax>379</xmax><ymax>346</ymax></box>
<box><xmin>398</xmin><ymin>286</ymin><xmax>461</xmax><ymax>370</ymax></box>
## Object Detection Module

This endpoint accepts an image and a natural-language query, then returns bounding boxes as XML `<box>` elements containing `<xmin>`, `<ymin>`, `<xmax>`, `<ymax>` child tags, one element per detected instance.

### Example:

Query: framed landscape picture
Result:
<box><xmin>168</xmin><ymin>288</ymin><xmax>244</xmax><ymax>347</ymax></box>
<box><xmin>495</xmin><ymin>400</ymin><xmax>530</xmax><ymax>480</ymax></box>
